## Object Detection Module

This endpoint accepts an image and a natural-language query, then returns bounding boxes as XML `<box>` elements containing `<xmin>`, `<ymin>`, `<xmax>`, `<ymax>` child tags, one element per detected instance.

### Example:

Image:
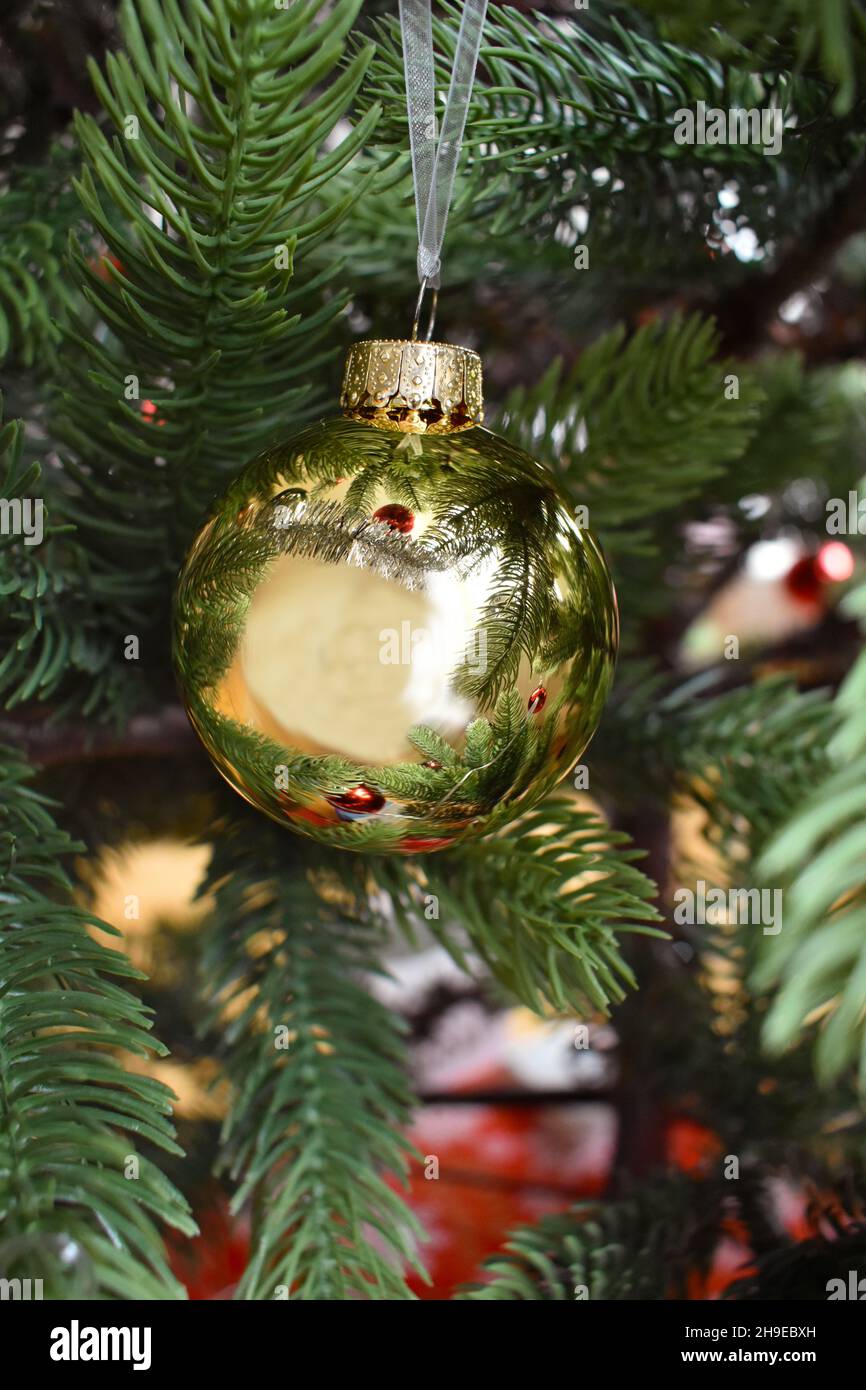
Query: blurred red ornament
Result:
<box><xmin>784</xmin><ymin>543</ymin><xmax>854</xmax><ymax>605</ymax></box>
<box><xmin>528</xmin><ymin>685</ymin><xmax>547</xmax><ymax>714</ymax></box>
<box><xmin>327</xmin><ymin>784</ymin><xmax>385</xmax><ymax>815</ymax></box>
<box><xmin>665</xmin><ymin>1114</ymin><xmax>723</xmax><ymax>1176</ymax></box>
<box><xmin>783</xmin><ymin>555</ymin><xmax>823</xmax><ymax>605</ymax></box>
<box><xmin>373</xmin><ymin>503</ymin><xmax>414</xmax><ymax>533</ymax></box>
<box><xmin>815</xmin><ymin>540</ymin><xmax>854</xmax><ymax>583</ymax></box>
<box><xmin>141</xmin><ymin>399</ymin><xmax>166</xmax><ymax>427</ymax></box>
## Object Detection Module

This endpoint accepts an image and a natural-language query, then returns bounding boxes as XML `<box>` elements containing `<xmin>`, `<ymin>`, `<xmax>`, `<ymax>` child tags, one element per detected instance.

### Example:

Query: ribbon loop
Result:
<box><xmin>400</xmin><ymin>0</ymin><xmax>488</xmax><ymax>295</ymax></box>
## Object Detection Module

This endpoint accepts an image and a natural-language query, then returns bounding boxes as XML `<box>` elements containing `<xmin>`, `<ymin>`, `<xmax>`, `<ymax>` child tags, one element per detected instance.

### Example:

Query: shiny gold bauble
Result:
<box><xmin>173</xmin><ymin>342</ymin><xmax>617</xmax><ymax>853</ymax></box>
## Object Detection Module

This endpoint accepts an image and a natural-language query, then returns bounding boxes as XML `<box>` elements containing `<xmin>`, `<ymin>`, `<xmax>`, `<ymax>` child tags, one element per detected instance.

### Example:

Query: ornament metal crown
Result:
<box><xmin>340</xmin><ymin>338</ymin><xmax>483</xmax><ymax>434</ymax></box>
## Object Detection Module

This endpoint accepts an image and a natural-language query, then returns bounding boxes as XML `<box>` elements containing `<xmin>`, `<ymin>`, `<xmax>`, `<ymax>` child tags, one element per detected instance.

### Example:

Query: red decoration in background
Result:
<box><xmin>395</xmin><ymin>1097</ymin><xmax>614</xmax><ymax>1299</ymax></box>
<box><xmin>685</xmin><ymin>1217</ymin><xmax>755</xmax><ymax>1300</ymax></box>
<box><xmin>528</xmin><ymin>685</ymin><xmax>547</xmax><ymax>714</ymax></box>
<box><xmin>162</xmin><ymin>1110</ymin><xmax>827</xmax><ymax>1300</ymax></box>
<box><xmin>167</xmin><ymin>1190</ymin><xmax>249</xmax><ymax>1300</ymax></box>
<box><xmin>141</xmin><ymin>399</ymin><xmax>166</xmax><ymax>427</ymax></box>
<box><xmin>784</xmin><ymin>542</ymin><xmax>854</xmax><ymax>605</ymax></box>
<box><xmin>815</xmin><ymin>540</ymin><xmax>855</xmax><ymax>583</ymax></box>
<box><xmin>373</xmin><ymin>504</ymin><xmax>415</xmax><ymax>533</ymax></box>
<box><xmin>665</xmin><ymin>1115</ymin><xmax>723</xmax><ymax>1176</ymax></box>
<box><xmin>784</xmin><ymin>555</ymin><xmax>823</xmax><ymax>605</ymax></box>
<box><xmin>327</xmin><ymin>784</ymin><xmax>385</xmax><ymax>815</ymax></box>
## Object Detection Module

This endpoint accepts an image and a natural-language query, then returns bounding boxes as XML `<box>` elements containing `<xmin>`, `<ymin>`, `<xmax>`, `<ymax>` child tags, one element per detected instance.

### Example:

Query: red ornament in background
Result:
<box><xmin>665</xmin><ymin>1115</ymin><xmax>723</xmax><ymax>1176</ymax></box>
<box><xmin>528</xmin><ymin>686</ymin><xmax>547</xmax><ymax>714</ymax></box>
<box><xmin>373</xmin><ymin>503</ymin><xmax>414</xmax><ymax>533</ymax></box>
<box><xmin>784</xmin><ymin>542</ymin><xmax>854</xmax><ymax>606</ymax></box>
<box><xmin>141</xmin><ymin>399</ymin><xmax>166</xmax><ymax>427</ymax></box>
<box><xmin>784</xmin><ymin>555</ymin><xmax>823</xmax><ymax>605</ymax></box>
<box><xmin>815</xmin><ymin>540</ymin><xmax>855</xmax><ymax>583</ymax></box>
<box><xmin>327</xmin><ymin>784</ymin><xmax>385</xmax><ymax>815</ymax></box>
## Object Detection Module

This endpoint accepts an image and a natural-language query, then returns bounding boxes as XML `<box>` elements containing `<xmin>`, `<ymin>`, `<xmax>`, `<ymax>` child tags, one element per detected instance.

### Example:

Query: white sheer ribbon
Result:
<box><xmin>399</xmin><ymin>0</ymin><xmax>488</xmax><ymax>292</ymax></box>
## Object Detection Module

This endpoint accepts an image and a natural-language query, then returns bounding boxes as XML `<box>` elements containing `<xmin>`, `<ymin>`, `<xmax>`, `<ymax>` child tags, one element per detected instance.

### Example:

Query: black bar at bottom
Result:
<box><xmin>0</xmin><ymin>1293</ymin><xmax>860</xmax><ymax>1376</ymax></box>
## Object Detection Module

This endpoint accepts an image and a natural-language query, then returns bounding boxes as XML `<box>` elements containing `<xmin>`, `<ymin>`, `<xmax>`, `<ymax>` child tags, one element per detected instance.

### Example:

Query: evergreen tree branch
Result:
<box><xmin>200</xmin><ymin>819</ymin><xmax>425</xmax><ymax>1300</ymax></box>
<box><xmin>631</xmin><ymin>0</ymin><xmax>866</xmax><ymax>115</ymax></box>
<box><xmin>54</xmin><ymin>0</ymin><xmax>379</xmax><ymax>613</ymax></box>
<box><xmin>754</xmin><ymin>567</ymin><xmax>866</xmax><ymax>1086</ymax></box>
<box><xmin>458</xmin><ymin>1173</ymin><xmax>717</xmax><ymax>1299</ymax></box>
<box><xmin>375</xmin><ymin>797</ymin><xmax>663</xmax><ymax>1016</ymax></box>
<box><xmin>0</xmin><ymin>400</ymin><xmax>141</xmax><ymax>720</ymax></box>
<box><xmin>354</xmin><ymin>0</ymin><xmax>866</xmax><ymax>295</ymax></box>
<box><xmin>709</xmin><ymin>354</ymin><xmax>866</xmax><ymax>501</ymax></box>
<box><xmin>594</xmin><ymin>670</ymin><xmax>834</xmax><ymax>861</ymax></box>
<box><xmin>497</xmin><ymin>313</ymin><xmax>762</xmax><ymax>550</ymax></box>
<box><xmin>362</xmin><ymin>2</ymin><xmax>819</xmax><ymax>169</ymax></box>
<box><xmin>0</xmin><ymin>141</ymin><xmax>83</xmax><ymax>371</ymax></box>
<box><xmin>0</xmin><ymin>743</ymin><xmax>195</xmax><ymax>1299</ymax></box>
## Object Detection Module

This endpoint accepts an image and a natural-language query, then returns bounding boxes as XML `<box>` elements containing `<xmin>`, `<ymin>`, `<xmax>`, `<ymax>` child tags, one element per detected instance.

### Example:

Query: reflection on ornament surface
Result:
<box><xmin>173</xmin><ymin>417</ymin><xmax>618</xmax><ymax>852</ymax></box>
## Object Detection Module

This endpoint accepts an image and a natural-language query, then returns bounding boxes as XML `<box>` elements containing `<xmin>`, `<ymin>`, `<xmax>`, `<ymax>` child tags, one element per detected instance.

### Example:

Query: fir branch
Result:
<box><xmin>458</xmin><ymin>1174</ymin><xmax>715</xmax><ymax>1299</ymax></box>
<box><xmin>631</xmin><ymin>0</ymin><xmax>866</xmax><ymax>115</ymax></box>
<box><xmin>362</xmin><ymin>3</ymin><xmax>801</xmax><ymax>171</ymax></box>
<box><xmin>710</xmin><ymin>354</ymin><xmax>866</xmax><ymax>501</ymax></box>
<box><xmin>754</xmin><ymin>570</ymin><xmax>866</xmax><ymax>1086</ymax></box>
<box><xmin>0</xmin><ymin>142</ymin><xmax>83</xmax><ymax>370</ymax></box>
<box><xmin>458</xmin><ymin>1170</ymin><xmax>866</xmax><ymax>1301</ymax></box>
<box><xmin>200</xmin><ymin>819</ymin><xmax>425</xmax><ymax>1300</ymax></box>
<box><xmin>594</xmin><ymin>670</ymin><xmax>834</xmax><ymax>861</ymax></box>
<box><xmin>497</xmin><ymin>313</ymin><xmax>762</xmax><ymax>550</ymax></box>
<box><xmin>0</xmin><ymin>400</ymin><xmax>138</xmax><ymax>720</ymax></box>
<box><xmin>0</xmin><ymin>744</ymin><xmax>195</xmax><ymax>1299</ymax></box>
<box><xmin>54</xmin><ymin>0</ymin><xmax>380</xmax><ymax>607</ymax></box>
<box><xmin>376</xmin><ymin>796</ymin><xmax>663</xmax><ymax>1016</ymax></box>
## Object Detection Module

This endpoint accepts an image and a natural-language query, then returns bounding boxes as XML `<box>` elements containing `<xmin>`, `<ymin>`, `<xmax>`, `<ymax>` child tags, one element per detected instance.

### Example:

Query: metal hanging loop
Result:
<box><xmin>410</xmin><ymin>277</ymin><xmax>439</xmax><ymax>342</ymax></box>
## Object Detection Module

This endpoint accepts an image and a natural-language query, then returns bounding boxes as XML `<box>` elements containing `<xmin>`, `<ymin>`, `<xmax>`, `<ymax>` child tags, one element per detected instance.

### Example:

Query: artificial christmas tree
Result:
<box><xmin>3</xmin><ymin>0</ymin><xmax>866</xmax><ymax>1311</ymax></box>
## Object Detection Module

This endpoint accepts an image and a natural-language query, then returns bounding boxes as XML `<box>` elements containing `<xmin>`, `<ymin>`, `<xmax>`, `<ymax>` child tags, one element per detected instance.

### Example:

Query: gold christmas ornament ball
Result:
<box><xmin>173</xmin><ymin>343</ymin><xmax>618</xmax><ymax>854</ymax></box>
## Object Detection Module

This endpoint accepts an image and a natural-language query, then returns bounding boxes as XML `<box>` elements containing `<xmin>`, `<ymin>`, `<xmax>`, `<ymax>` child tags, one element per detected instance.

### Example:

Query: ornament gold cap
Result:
<box><xmin>340</xmin><ymin>338</ymin><xmax>483</xmax><ymax>434</ymax></box>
